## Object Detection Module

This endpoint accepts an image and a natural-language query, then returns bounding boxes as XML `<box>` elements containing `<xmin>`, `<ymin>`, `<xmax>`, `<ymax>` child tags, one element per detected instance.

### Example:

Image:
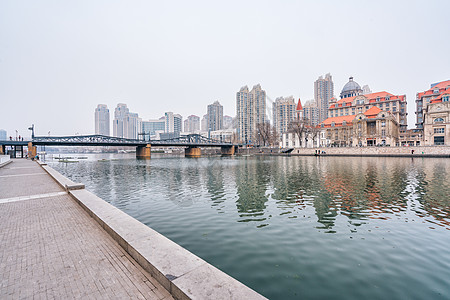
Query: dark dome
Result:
<box><xmin>342</xmin><ymin>77</ymin><xmax>361</xmax><ymax>93</ymax></box>
<box><xmin>340</xmin><ymin>76</ymin><xmax>363</xmax><ymax>98</ymax></box>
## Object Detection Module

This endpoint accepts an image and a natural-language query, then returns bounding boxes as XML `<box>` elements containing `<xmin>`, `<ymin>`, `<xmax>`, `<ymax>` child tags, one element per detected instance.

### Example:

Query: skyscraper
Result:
<box><xmin>236</xmin><ymin>84</ymin><xmax>267</xmax><ymax>144</ymax></box>
<box><xmin>95</xmin><ymin>104</ymin><xmax>110</xmax><ymax>136</ymax></box>
<box><xmin>272</xmin><ymin>96</ymin><xmax>296</xmax><ymax>138</ymax></box>
<box><xmin>314</xmin><ymin>73</ymin><xmax>334</xmax><ymax>124</ymax></box>
<box><xmin>201</xmin><ymin>114</ymin><xmax>208</xmax><ymax>131</ymax></box>
<box><xmin>113</xmin><ymin>103</ymin><xmax>140</xmax><ymax>139</ymax></box>
<box><xmin>302</xmin><ymin>100</ymin><xmax>320</xmax><ymax>126</ymax></box>
<box><xmin>0</xmin><ymin>129</ymin><xmax>6</xmax><ymax>141</ymax></box>
<box><xmin>207</xmin><ymin>101</ymin><xmax>223</xmax><ymax>131</ymax></box>
<box><xmin>165</xmin><ymin>112</ymin><xmax>182</xmax><ymax>135</ymax></box>
<box><xmin>184</xmin><ymin>115</ymin><xmax>200</xmax><ymax>133</ymax></box>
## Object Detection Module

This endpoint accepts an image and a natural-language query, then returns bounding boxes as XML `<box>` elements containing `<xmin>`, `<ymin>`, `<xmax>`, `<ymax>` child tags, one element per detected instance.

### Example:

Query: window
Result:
<box><xmin>434</xmin><ymin>117</ymin><xmax>444</xmax><ymax>123</ymax></box>
<box><xmin>381</xmin><ymin>129</ymin><xmax>386</xmax><ymax>137</ymax></box>
<box><xmin>376</xmin><ymin>97</ymin><xmax>380</xmax><ymax>102</ymax></box>
<box><xmin>386</xmin><ymin>96</ymin><xmax>390</xmax><ymax>101</ymax></box>
<box><xmin>331</xmin><ymin>122</ymin><xmax>335</xmax><ymax>127</ymax></box>
<box><xmin>381</xmin><ymin>121</ymin><xmax>386</xmax><ymax>127</ymax></box>
<box><xmin>343</xmin><ymin>121</ymin><xmax>347</xmax><ymax>126</ymax></box>
<box><xmin>434</xmin><ymin>128</ymin><xmax>445</xmax><ymax>134</ymax></box>
<box><xmin>434</xmin><ymin>136</ymin><xmax>444</xmax><ymax>145</ymax></box>
<box><xmin>443</xmin><ymin>96</ymin><xmax>449</xmax><ymax>102</ymax></box>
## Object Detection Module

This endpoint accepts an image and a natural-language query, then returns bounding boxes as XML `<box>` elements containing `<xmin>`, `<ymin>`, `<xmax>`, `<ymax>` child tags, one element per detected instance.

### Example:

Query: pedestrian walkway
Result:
<box><xmin>0</xmin><ymin>159</ymin><xmax>173</xmax><ymax>299</ymax></box>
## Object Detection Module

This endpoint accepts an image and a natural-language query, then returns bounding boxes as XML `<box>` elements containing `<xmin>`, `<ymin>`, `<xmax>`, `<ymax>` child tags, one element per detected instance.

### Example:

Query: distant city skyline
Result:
<box><xmin>1</xmin><ymin>1</ymin><xmax>449</xmax><ymax>137</ymax></box>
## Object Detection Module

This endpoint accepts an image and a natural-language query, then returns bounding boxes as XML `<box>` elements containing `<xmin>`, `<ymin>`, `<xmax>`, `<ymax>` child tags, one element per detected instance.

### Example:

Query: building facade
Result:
<box><xmin>184</xmin><ymin>115</ymin><xmax>200</xmax><ymax>133</ymax></box>
<box><xmin>273</xmin><ymin>96</ymin><xmax>297</xmax><ymax>138</ymax></box>
<box><xmin>164</xmin><ymin>112</ymin><xmax>182</xmax><ymax>135</ymax></box>
<box><xmin>418</xmin><ymin>80</ymin><xmax>450</xmax><ymax>145</ymax></box>
<box><xmin>113</xmin><ymin>103</ymin><xmax>140</xmax><ymax>139</ymax></box>
<box><xmin>236</xmin><ymin>84</ymin><xmax>267</xmax><ymax>144</ymax></box>
<box><xmin>328</xmin><ymin>77</ymin><xmax>407</xmax><ymax>132</ymax></box>
<box><xmin>141</xmin><ymin>119</ymin><xmax>165</xmax><ymax>140</ymax></box>
<box><xmin>0</xmin><ymin>129</ymin><xmax>6</xmax><ymax>141</ymax></box>
<box><xmin>314</xmin><ymin>73</ymin><xmax>334</xmax><ymax>124</ymax></box>
<box><xmin>95</xmin><ymin>104</ymin><xmax>110</xmax><ymax>136</ymax></box>
<box><xmin>207</xmin><ymin>101</ymin><xmax>223</xmax><ymax>131</ymax></box>
<box><xmin>302</xmin><ymin>100</ymin><xmax>319</xmax><ymax>126</ymax></box>
<box><xmin>320</xmin><ymin>106</ymin><xmax>399</xmax><ymax>147</ymax></box>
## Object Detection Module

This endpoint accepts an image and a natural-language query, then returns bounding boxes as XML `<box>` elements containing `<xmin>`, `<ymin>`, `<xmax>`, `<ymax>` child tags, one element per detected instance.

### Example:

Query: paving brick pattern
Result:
<box><xmin>0</xmin><ymin>159</ymin><xmax>173</xmax><ymax>299</ymax></box>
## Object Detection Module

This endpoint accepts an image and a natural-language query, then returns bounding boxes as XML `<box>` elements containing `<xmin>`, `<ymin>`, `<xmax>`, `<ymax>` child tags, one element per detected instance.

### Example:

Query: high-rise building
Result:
<box><xmin>201</xmin><ymin>114</ymin><xmax>208</xmax><ymax>131</ymax></box>
<box><xmin>165</xmin><ymin>112</ymin><xmax>182</xmax><ymax>135</ymax></box>
<box><xmin>174</xmin><ymin>114</ymin><xmax>183</xmax><ymax>134</ymax></box>
<box><xmin>0</xmin><ymin>129</ymin><xmax>6</xmax><ymax>141</ymax></box>
<box><xmin>184</xmin><ymin>115</ymin><xmax>200</xmax><ymax>133</ymax></box>
<box><xmin>207</xmin><ymin>101</ymin><xmax>223</xmax><ymax>131</ymax></box>
<box><xmin>236</xmin><ymin>84</ymin><xmax>267</xmax><ymax>144</ymax></box>
<box><xmin>302</xmin><ymin>100</ymin><xmax>320</xmax><ymax>126</ymax></box>
<box><xmin>223</xmin><ymin>115</ymin><xmax>233</xmax><ymax>129</ymax></box>
<box><xmin>273</xmin><ymin>96</ymin><xmax>297</xmax><ymax>138</ymax></box>
<box><xmin>95</xmin><ymin>104</ymin><xmax>110</xmax><ymax>136</ymax></box>
<box><xmin>113</xmin><ymin>103</ymin><xmax>140</xmax><ymax>139</ymax></box>
<box><xmin>314</xmin><ymin>73</ymin><xmax>334</xmax><ymax>124</ymax></box>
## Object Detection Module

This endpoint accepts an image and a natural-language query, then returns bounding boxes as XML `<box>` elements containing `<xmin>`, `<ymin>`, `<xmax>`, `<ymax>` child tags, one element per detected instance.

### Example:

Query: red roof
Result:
<box><xmin>296</xmin><ymin>98</ymin><xmax>303</xmax><ymax>111</ymax></box>
<box><xmin>417</xmin><ymin>80</ymin><xmax>450</xmax><ymax>99</ymax></box>
<box><xmin>364</xmin><ymin>106</ymin><xmax>381</xmax><ymax>117</ymax></box>
<box><xmin>321</xmin><ymin>115</ymin><xmax>355</xmax><ymax>127</ymax></box>
<box><xmin>335</xmin><ymin>91</ymin><xmax>405</xmax><ymax>105</ymax></box>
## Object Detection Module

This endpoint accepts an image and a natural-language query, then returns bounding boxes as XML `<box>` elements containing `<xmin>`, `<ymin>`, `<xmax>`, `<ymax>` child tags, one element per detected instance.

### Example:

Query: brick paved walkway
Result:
<box><xmin>0</xmin><ymin>159</ymin><xmax>173</xmax><ymax>299</ymax></box>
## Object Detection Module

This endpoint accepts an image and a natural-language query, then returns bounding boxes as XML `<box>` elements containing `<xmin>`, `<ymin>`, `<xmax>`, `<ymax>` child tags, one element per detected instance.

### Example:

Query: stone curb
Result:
<box><xmin>0</xmin><ymin>159</ymin><xmax>12</xmax><ymax>168</ymax></box>
<box><xmin>37</xmin><ymin>162</ymin><xmax>267</xmax><ymax>300</ymax></box>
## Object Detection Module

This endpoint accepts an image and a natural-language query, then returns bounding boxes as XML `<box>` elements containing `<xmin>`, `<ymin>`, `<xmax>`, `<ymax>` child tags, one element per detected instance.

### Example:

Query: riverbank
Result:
<box><xmin>17</xmin><ymin>161</ymin><xmax>265</xmax><ymax>299</ymax></box>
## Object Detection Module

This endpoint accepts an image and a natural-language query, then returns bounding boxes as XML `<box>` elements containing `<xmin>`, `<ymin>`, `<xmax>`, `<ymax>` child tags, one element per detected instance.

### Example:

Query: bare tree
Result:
<box><xmin>308</xmin><ymin>126</ymin><xmax>321</xmax><ymax>148</ymax></box>
<box><xmin>288</xmin><ymin>118</ymin><xmax>310</xmax><ymax>147</ymax></box>
<box><xmin>255</xmin><ymin>122</ymin><xmax>272</xmax><ymax>146</ymax></box>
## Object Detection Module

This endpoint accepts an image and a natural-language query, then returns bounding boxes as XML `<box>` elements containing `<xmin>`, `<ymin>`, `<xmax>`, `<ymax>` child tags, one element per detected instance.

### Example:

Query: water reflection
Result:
<box><xmin>49</xmin><ymin>155</ymin><xmax>450</xmax><ymax>232</ymax></box>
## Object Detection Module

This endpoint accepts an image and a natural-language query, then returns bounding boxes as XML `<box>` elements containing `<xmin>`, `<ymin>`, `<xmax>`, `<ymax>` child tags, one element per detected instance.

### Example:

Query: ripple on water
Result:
<box><xmin>48</xmin><ymin>155</ymin><xmax>450</xmax><ymax>300</ymax></box>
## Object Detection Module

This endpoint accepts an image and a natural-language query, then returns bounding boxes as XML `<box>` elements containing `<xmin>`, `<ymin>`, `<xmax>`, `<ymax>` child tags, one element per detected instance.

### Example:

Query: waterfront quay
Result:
<box><xmin>0</xmin><ymin>158</ymin><xmax>265</xmax><ymax>300</ymax></box>
<box><xmin>0</xmin><ymin>159</ymin><xmax>173</xmax><ymax>299</ymax></box>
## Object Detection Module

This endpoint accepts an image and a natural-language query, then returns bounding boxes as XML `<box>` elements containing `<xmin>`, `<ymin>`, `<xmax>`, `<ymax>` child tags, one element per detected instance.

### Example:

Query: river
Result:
<box><xmin>48</xmin><ymin>154</ymin><xmax>450</xmax><ymax>299</ymax></box>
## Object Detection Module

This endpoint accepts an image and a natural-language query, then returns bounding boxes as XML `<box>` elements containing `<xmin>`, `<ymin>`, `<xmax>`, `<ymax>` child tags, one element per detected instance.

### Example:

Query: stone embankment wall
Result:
<box><xmin>287</xmin><ymin>146</ymin><xmax>450</xmax><ymax>157</ymax></box>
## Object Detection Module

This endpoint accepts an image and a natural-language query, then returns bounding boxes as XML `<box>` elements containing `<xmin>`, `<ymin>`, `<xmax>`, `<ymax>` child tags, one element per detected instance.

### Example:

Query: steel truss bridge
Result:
<box><xmin>0</xmin><ymin>134</ymin><xmax>234</xmax><ymax>148</ymax></box>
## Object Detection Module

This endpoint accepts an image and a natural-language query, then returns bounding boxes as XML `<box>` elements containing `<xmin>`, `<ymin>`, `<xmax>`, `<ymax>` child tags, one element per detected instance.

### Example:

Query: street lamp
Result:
<box><xmin>28</xmin><ymin>124</ymin><xmax>34</xmax><ymax>139</ymax></box>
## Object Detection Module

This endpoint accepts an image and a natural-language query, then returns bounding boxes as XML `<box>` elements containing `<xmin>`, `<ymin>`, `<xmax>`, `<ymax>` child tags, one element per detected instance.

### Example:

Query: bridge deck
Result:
<box><xmin>0</xmin><ymin>159</ymin><xmax>173</xmax><ymax>299</ymax></box>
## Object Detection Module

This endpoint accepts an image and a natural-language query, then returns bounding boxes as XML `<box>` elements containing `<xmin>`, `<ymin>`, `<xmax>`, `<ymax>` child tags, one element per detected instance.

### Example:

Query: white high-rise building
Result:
<box><xmin>113</xmin><ymin>103</ymin><xmax>140</xmax><ymax>139</ymax></box>
<box><xmin>273</xmin><ymin>96</ymin><xmax>297</xmax><ymax>138</ymax></box>
<box><xmin>303</xmin><ymin>100</ymin><xmax>320</xmax><ymax>126</ymax></box>
<box><xmin>314</xmin><ymin>73</ymin><xmax>334</xmax><ymax>124</ymax></box>
<box><xmin>165</xmin><ymin>112</ymin><xmax>182</xmax><ymax>135</ymax></box>
<box><xmin>95</xmin><ymin>104</ymin><xmax>110</xmax><ymax>136</ymax></box>
<box><xmin>201</xmin><ymin>114</ymin><xmax>208</xmax><ymax>131</ymax></box>
<box><xmin>207</xmin><ymin>101</ymin><xmax>223</xmax><ymax>131</ymax></box>
<box><xmin>236</xmin><ymin>84</ymin><xmax>267</xmax><ymax>144</ymax></box>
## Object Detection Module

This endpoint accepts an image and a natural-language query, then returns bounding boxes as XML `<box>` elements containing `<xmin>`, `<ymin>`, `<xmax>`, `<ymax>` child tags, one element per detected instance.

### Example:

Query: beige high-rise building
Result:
<box><xmin>95</xmin><ymin>104</ymin><xmax>110</xmax><ymax>136</ymax></box>
<box><xmin>236</xmin><ymin>84</ymin><xmax>267</xmax><ymax>144</ymax></box>
<box><xmin>314</xmin><ymin>73</ymin><xmax>334</xmax><ymax>124</ymax></box>
<box><xmin>273</xmin><ymin>96</ymin><xmax>296</xmax><ymax>138</ymax></box>
<box><xmin>303</xmin><ymin>100</ymin><xmax>320</xmax><ymax>126</ymax></box>
<box><xmin>207</xmin><ymin>101</ymin><xmax>223</xmax><ymax>131</ymax></box>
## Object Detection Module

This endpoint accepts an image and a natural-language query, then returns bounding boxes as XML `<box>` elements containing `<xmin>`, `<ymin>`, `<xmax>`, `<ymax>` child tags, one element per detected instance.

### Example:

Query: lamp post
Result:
<box><xmin>28</xmin><ymin>124</ymin><xmax>34</xmax><ymax>139</ymax></box>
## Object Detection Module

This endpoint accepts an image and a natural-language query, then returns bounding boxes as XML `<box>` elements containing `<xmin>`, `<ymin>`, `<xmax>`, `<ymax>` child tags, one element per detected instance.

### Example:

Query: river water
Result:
<box><xmin>48</xmin><ymin>154</ymin><xmax>450</xmax><ymax>299</ymax></box>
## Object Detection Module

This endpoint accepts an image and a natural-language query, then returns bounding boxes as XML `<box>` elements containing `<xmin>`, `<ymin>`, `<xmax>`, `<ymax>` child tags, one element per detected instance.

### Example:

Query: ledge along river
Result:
<box><xmin>48</xmin><ymin>154</ymin><xmax>450</xmax><ymax>300</ymax></box>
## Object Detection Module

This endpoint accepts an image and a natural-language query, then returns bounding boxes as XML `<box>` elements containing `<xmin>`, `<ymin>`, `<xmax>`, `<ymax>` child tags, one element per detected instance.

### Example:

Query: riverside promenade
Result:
<box><xmin>0</xmin><ymin>159</ymin><xmax>173</xmax><ymax>299</ymax></box>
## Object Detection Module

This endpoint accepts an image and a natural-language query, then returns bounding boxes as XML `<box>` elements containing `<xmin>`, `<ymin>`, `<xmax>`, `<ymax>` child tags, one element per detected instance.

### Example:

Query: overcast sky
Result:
<box><xmin>1</xmin><ymin>0</ymin><xmax>449</xmax><ymax>137</ymax></box>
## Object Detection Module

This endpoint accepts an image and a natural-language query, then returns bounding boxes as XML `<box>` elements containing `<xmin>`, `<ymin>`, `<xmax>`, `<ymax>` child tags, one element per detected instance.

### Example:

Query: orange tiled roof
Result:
<box><xmin>364</xmin><ymin>106</ymin><xmax>381</xmax><ymax>117</ymax></box>
<box><xmin>321</xmin><ymin>115</ymin><xmax>355</xmax><ymax>127</ymax></box>
<box><xmin>417</xmin><ymin>80</ymin><xmax>450</xmax><ymax>99</ymax></box>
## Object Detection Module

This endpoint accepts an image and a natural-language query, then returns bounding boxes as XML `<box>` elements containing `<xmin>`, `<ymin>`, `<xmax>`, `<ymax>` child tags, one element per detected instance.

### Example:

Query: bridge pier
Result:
<box><xmin>0</xmin><ymin>145</ymin><xmax>4</xmax><ymax>155</ymax></box>
<box><xmin>136</xmin><ymin>144</ymin><xmax>151</xmax><ymax>159</ymax></box>
<box><xmin>221</xmin><ymin>146</ymin><xmax>235</xmax><ymax>156</ymax></box>
<box><xmin>28</xmin><ymin>142</ymin><xmax>37</xmax><ymax>159</ymax></box>
<box><xmin>185</xmin><ymin>147</ymin><xmax>201</xmax><ymax>158</ymax></box>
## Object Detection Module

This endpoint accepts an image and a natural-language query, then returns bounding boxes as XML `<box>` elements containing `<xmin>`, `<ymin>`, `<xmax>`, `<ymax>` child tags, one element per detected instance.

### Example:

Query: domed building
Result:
<box><xmin>340</xmin><ymin>77</ymin><xmax>363</xmax><ymax>99</ymax></box>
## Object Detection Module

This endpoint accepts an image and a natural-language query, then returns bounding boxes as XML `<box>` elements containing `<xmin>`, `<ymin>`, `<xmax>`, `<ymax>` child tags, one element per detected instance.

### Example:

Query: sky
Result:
<box><xmin>1</xmin><ymin>0</ymin><xmax>449</xmax><ymax>137</ymax></box>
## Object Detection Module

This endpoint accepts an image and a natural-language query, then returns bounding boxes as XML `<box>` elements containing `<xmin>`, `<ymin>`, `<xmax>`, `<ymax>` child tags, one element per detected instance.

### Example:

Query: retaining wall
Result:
<box><xmin>287</xmin><ymin>146</ymin><xmax>450</xmax><ymax>157</ymax></box>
